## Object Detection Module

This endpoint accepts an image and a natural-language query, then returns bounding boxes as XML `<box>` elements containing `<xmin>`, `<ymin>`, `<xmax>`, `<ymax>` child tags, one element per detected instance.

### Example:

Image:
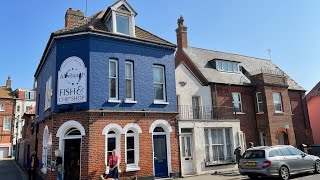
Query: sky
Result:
<box><xmin>1</xmin><ymin>0</ymin><xmax>320</xmax><ymax>92</ymax></box>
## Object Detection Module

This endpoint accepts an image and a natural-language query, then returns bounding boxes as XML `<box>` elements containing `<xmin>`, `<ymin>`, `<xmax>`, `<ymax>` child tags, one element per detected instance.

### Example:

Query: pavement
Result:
<box><xmin>179</xmin><ymin>172</ymin><xmax>320</xmax><ymax>180</ymax></box>
<box><xmin>0</xmin><ymin>158</ymin><xmax>26</xmax><ymax>180</ymax></box>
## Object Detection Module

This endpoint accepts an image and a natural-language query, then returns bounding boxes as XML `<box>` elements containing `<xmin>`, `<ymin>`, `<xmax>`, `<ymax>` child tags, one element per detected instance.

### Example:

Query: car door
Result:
<box><xmin>278</xmin><ymin>147</ymin><xmax>297</xmax><ymax>172</ymax></box>
<box><xmin>287</xmin><ymin>147</ymin><xmax>306</xmax><ymax>171</ymax></box>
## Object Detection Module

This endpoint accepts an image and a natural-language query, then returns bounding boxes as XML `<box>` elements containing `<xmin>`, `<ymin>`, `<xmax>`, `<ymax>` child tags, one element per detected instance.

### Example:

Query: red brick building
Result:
<box><xmin>0</xmin><ymin>76</ymin><xmax>15</xmax><ymax>158</ymax></box>
<box><xmin>306</xmin><ymin>82</ymin><xmax>320</xmax><ymax>145</ymax></box>
<box><xmin>175</xmin><ymin>16</ymin><xmax>312</xmax><ymax>155</ymax></box>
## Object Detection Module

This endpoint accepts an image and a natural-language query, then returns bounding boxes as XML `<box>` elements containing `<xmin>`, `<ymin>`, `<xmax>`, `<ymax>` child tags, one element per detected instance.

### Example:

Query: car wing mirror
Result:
<box><xmin>301</xmin><ymin>153</ymin><xmax>306</xmax><ymax>157</ymax></box>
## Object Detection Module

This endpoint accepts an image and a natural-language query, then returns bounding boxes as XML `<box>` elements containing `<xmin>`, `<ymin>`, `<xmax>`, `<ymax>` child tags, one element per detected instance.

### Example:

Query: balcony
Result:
<box><xmin>178</xmin><ymin>105</ymin><xmax>236</xmax><ymax>120</ymax></box>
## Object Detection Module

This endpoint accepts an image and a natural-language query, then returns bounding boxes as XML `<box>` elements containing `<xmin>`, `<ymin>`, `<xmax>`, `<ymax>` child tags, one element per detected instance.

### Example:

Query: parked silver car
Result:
<box><xmin>239</xmin><ymin>145</ymin><xmax>320</xmax><ymax>180</ymax></box>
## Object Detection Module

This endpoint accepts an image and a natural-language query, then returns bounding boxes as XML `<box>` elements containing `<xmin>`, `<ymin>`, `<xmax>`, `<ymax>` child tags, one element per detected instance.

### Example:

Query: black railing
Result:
<box><xmin>178</xmin><ymin>105</ymin><xmax>236</xmax><ymax>120</ymax></box>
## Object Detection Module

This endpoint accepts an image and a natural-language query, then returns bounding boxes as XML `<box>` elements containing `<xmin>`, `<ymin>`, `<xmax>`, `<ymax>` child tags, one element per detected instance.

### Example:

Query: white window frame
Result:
<box><xmin>44</xmin><ymin>76</ymin><xmax>52</xmax><ymax>111</ymax></box>
<box><xmin>17</xmin><ymin>105</ymin><xmax>20</xmax><ymax>112</ymax></box>
<box><xmin>256</xmin><ymin>92</ymin><xmax>264</xmax><ymax>113</ymax></box>
<box><xmin>216</xmin><ymin>60</ymin><xmax>239</xmax><ymax>73</ymax></box>
<box><xmin>153</xmin><ymin>65</ymin><xmax>166</xmax><ymax>103</ymax></box>
<box><xmin>115</xmin><ymin>14</ymin><xmax>130</xmax><ymax>36</ymax></box>
<box><xmin>0</xmin><ymin>104</ymin><xmax>4</xmax><ymax>111</ymax></box>
<box><xmin>273</xmin><ymin>92</ymin><xmax>283</xmax><ymax>113</ymax></box>
<box><xmin>204</xmin><ymin>128</ymin><xmax>234</xmax><ymax>165</ymax></box>
<box><xmin>125</xmin><ymin>130</ymin><xmax>140</xmax><ymax>171</ymax></box>
<box><xmin>125</xmin><ymin>61</ymin><xmax>135</xmax><ymax>102</ymax></box>
<box><xmin>232</xmin><ymin>92</ymin><xmax>243</xmax><ymax>113</ymax></box>
<box><xmin>109</xmin><ymin>59</ymin><xmax>119</xmax><ymax>101</ymax></box>
<box><xmin>3</xmin><ymin>117</ymin><xmax>11</xmax><ymax>131</ymax></box>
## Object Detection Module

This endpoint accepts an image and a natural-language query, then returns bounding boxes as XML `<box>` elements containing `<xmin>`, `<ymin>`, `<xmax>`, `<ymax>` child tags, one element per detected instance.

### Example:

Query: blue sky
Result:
<box><xmin>1</xmin><ymin>0</ymin><xmax>320</xmax><ymax>92</ymax></box>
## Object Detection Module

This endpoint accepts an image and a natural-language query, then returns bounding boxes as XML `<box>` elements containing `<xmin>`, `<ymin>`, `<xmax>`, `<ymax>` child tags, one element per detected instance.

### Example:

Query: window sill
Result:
<box><xmin>108</xmin><ymin>99</ymin><xmax>121</xmax><ymax>103</ymax></box>
<box><xmin>233</xmin><ymin>112</ymin><xmax>245</xmax><ymax>115</ymax></box>
<box><xmin>3</xmin><ymin>129</ymin><xmax>11</xmax><ymax>131</ymax></box>
<box><xmin>256</xmin><ymin>112</ymin><xmax>264</xmax><ymax>115</ymax></box>
<box><xmin>124</xmin><ymin>100</ymin><xmax>137</xmax><ymax>104</ymax></box>
<box><xmin>0</xmin><ymin>110</ymin><xmax>4</xmax><ymax>112</ymax></box>
<box><xmin>126</xmin><ymin>166</ymin><xmax>140</xmax><ymax>172</ymax></box>
<box><xmin>205</xmin><ymin>161</ymin><xmax>236</xmax><ymax>167</ymax></box>
<box><xmin>275</xmin><ymin>111</ymin><xmax>284</xmax><ymax>114</ymax></box>
<box><xmin>153</xmin><ymin>101</ymin><xmax>169</xmax><ymax>105</ymax></box>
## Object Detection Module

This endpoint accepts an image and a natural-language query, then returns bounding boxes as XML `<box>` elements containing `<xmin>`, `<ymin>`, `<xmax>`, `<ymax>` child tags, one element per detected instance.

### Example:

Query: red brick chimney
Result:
<box><xmin>6</xmin><ymin>76</ymin><xmax>11</xmax><ymax>88</ymax></box>
<box><xmin>65</xmin><ymin>8</ymin><xmax>84</xmax><ymax>27</ymax></box>
<box><xmin>176</xmin><ymin>15</ymin><xmax>188</xmax><ymax>49</ymax></box>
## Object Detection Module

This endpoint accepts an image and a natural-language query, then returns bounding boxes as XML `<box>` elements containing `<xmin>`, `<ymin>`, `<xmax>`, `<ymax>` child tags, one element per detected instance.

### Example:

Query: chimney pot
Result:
<box><xmin>176</xmin><ymin>16</ymin><xmax>188</xmax><ymax>49</ymax></box>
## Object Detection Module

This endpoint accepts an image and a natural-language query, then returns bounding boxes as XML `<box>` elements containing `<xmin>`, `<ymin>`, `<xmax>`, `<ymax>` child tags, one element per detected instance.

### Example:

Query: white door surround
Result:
<box><xmin>149</xmin><ymin>120</ymin><xmax>173</xmax><ymax>177</ymax></box>
<box><xmin>56</xmin><ymin>120</ymin><xmax>86</xmax><ymax>180</ymax></box>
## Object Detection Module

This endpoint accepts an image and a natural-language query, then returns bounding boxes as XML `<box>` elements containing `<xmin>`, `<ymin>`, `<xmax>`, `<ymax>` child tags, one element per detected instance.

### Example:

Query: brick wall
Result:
<box><xmin>36</xmin><ymin>111</ymin><xmax>180</xmax><ymax>180</ymax></box>
<box><xmin>0</xmin><ymin>98</ymin><xmax>14</xmax><ymax>144</ymax></box>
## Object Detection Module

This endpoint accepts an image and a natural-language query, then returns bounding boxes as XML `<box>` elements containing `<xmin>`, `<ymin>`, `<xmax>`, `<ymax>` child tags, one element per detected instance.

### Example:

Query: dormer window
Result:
<box><xmin>103</xmin><ymin>0</ymin><xmax>137</xmax><ymax>37</ymax></box>
<box><xmin>116</xmin><ymin>14</ymin><xmax>130</xmax><ymax>35</ymax></box>
<box><xmin>216</xmin><ymin>60</ymin><xmax>239</xmax><ymax>73</ymax></box>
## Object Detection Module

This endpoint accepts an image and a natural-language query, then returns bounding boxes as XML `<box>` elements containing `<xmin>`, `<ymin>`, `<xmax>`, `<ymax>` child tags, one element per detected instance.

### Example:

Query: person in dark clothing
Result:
<box><xmin>56</xmin><ymin>156</ymin><xmax>63</xmax><ymax>180</ymax></box>
<box><xmin>234</xmin><ymin>146</ymin><xmax>242</xmax><ymax>165</ymax></box>
<box><xmin>27</xmin><ymin>151</ymin><xmax>39</xmax><ymax>180</ymax></box>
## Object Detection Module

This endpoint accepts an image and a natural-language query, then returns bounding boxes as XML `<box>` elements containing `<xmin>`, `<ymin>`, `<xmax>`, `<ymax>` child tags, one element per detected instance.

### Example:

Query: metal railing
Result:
<box><xmin>178</xmin><ymin>105</ymin><xmax>236</xmax><ymax>120</ymax></box>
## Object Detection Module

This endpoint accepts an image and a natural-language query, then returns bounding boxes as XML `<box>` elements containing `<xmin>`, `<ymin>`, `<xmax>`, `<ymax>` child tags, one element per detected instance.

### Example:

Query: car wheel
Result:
<box><xmin>248</xmin><ymin>175</ymin><xmax>258</xmax><ymax>179</ymax></box>
<box><xmin>315</xmin><ymin>160</ymin><xmax>320</xmax><ymax>174</ymax></box>
<box><xmin>279</xmin><ymin>166</ymin><xmax>290</xmax><ymax>180</ymax></box>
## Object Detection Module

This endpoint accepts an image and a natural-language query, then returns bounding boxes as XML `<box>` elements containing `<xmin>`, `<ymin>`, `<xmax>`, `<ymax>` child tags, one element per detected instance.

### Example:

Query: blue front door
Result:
<box><xmin>153</xmin><ymin>135</ymin><xmax>168</xmax><ymax>178</ymax></box>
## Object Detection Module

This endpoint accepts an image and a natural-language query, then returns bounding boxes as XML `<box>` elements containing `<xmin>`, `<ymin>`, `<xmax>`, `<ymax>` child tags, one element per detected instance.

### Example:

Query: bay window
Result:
<box><xmin>204</xmin><ymin>128</ymin><xmax>233</xmax><ymax>165</ymax></box>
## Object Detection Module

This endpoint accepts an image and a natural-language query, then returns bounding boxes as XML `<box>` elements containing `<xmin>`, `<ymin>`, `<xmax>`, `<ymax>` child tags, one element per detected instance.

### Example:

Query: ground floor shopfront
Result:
<box><xmin>36</xmin><ymin>111</ymin><xmax>180</xmax><ymax>180</ymax></box>
<box><xmin>178</xmin><ymin>120</ymin><xmax>245</xmax><ymax>176</ymax></box>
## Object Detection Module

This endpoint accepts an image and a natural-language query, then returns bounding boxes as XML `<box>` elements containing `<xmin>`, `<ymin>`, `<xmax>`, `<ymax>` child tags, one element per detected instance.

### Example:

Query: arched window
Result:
<box><xmin>41</xmin><ymin>126</ymin><xmax>49</xmax><ymax>174</ymax></box>
<box><xmin>123</xmin><ymin>124</ymin><xmax>142</xmax><ymax>171</ymax></box>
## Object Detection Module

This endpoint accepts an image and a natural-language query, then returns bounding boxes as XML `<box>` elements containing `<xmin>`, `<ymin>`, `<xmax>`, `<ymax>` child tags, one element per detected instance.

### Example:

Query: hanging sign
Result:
<box><xmin>57</xmin><ymin>56</ymin><xmax>87</xmax><ymax>105</ymax></box>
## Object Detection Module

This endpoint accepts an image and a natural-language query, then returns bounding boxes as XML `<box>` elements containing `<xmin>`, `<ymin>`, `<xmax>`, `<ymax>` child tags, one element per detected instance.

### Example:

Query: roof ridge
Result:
<box><xmin>187</xmin><ymin>46</ymin><xmax>271</xmax><ymax>62</ymax></box>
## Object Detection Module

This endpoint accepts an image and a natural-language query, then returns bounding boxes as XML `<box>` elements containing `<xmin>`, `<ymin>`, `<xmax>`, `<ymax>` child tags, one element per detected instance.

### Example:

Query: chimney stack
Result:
<box><xmin>176</xmin><ymin>15</ymin><xmax>188</xmax><ymax>49</ymax></box>
<box><xmin>6</xmin><ymin>76</ymin><xmax>11</xmax><ymax>88</ymax></box>
<box><xmin>65</xmin><ymin>8</ymin><xmax>84</xmax><ymax>27</ymax></box>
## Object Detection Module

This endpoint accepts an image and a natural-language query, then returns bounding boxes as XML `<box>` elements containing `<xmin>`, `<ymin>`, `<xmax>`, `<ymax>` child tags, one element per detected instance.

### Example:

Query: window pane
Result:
<box><xmin>225</xmin><ymin>129</ymin><xmax>231</xmax><ymax>144</ymax></box>
<box><xmin>205</xmin><ymin>146</ymin><xmax>210</xmax><ymax>161</ymax></box>
<box><xmin>275</xmin><ymin>103</ymin><xmax>282</xmax><ymax>112</ymax></box>
<box><xmin>232</xmin><ymin>93</ymin><xmax>240</xmax><ymax>102</ymax></box>
<box><xmin>30</xmin><ymin>92</ymin><xmax>35</xmax><ymax>100</ymax></box>
<box><xmin>110</xmin><ymin>79</ymin><xmax>116</xmax><ymax>98</ymax></box>
<box><xmin>181</xmin><ymin>137</ymin><xmax>186</xmax><ymax>157</ymax></box>
<box><xmin>258</xmin><ymin>103</ymin><xmax>264</xmax><ymax>113</ymax></box>
<box><xmin>186</xmin><ymin>137</ymin><xmax>191</xmax><ymax>156</ymax></box>
<box><xmin>233</xmin><ymin>63</ymin><xmax>238</xmax><ymax>72</ymax></box>
<box><xmin>212</xmin><ymin>145</ymin><xmax>224</xmax><ymax>161</ymax></box>
<box><xmin>234</xmin><ymin>103</ymin><xmax>242</xmax><ymax>112</ymax></box>
<box><xmin>257</xmin><ymin>93</ymin><xmax>263</xmax><ymax>102</ymax></box>
<box><xmin>108</xmin><ymin>137</ymin><xmax>116</xmax><ymax>152</ymax></box>
<box><xmin>127</xmin><ymin>150</ymin><xmax>135</xmax><ymax>164</ymax></box>
<box><xmin>228</xmin><ymin>62</ymin><xmax>233</xmax><ymax>71</ymax></box>
<box><xmin>273</xmin><ymin>93</ymin><xmax>281</xmax><ymax>102</ymax></box>
<box><xmin>222</xmin><ymin>62</ymin><xmax>228</xmax><ymax>71</ymax></box>
<box><xmin>153</xmin><ymin>67</ymin><xmax>164</xmax><ymax>83</ymax></box>
<box><xmin>125</xmin><ymin>63</ymin><xmax>132</xmax><ymax>79</ymax></box>
<box><xmin>154</xmin><ymin>84</ymin><xmax>164</xmax><ymax>100</ymax></box>
<box><xmin>110</xmin><ymin>61</ymin><xmax>116</xmax><ymax>77</ymax></box>
<box><xmin>126</xmin><ymin>79</ymin><xmax>132</xmax><ymax>99</ymax></box>
<box><xmin>116</xmin><ymin>15</ymin><xmax>129</xmax><ymax>35</ymax></box>
<box><xmin>217</xmin><ymin>61</ymin><xmax>222</xmax><ymax>70</ymax></box>
<box><xmin>204</xmin><ymin>129</ymin><xmax>209</xmax><ymax>145</ymax></box>
<box><xmin>127</xmin><ymin>136</ymin><xmax>134</xmax><ymax>150</ymax></box>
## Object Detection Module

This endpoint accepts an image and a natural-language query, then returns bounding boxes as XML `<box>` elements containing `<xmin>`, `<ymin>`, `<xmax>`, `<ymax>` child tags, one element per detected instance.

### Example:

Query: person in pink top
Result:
<box><xmin>108</xmin><ymin>149</ymin><xmax>119</xmax><ymax>179</ymax></box>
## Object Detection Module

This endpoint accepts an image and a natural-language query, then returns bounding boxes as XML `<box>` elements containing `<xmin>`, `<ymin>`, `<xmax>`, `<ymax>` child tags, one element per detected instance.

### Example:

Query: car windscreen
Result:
<box><xmin>243</xmin><ymin>150</ymin><xmax>265</xmax><ymax>159</ymax></box>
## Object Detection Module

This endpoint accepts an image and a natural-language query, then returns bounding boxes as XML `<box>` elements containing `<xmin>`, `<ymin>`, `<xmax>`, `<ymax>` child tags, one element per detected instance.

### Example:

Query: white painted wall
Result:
<box><xmin>175</xmin><ymin>63</ymin><xmax>211</xmax><ymax>108</ymax></box>
<box><xmin>179</xmin><ymin>120</ymin><xmax>242</xmax><ymax>175</ymax></box>
<box><xmin>13</xmin><ymin>99</ymin><xmax>36</xmax><ymax>145</ymax></box>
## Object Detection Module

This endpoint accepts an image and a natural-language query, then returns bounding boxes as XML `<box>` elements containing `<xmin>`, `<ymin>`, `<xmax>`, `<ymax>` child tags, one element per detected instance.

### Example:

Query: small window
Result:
<box><xmin>26</xmin><ymin>106</ymin><xmax>32</xmax><ymax>111</ymax></box>
<box><xmin>3</xmin><ymin>118</ymin><xmax>11</xmax><ymax>131</ymax></box>
<box><xmin>269</xmin><ymin>149</ymin><xmax>281</xmax><ymax>157</ymax></box>
<box><xmin>125</xmin><ymin>61</ymin><xmax>134</xmax><ymax>100</ymax></box>
<box><xmin>116</xmin><ymin>14</ymin><xmax>130</xmax><ymax>35</ymax></box>
<box><xmin>17</xmin><ymin>106</ymin><xmax>20</xmax><ymax>112</ymax></box>
<box><xmin>0</xmin><ymin>104</ymin><xmax>5</xmax><ymax>111</ymax></box>
<box><xmin>216</xmin><ymin>60</ymin><xmax>239</xmax><ymax>73</ymax></box>
<box><xmin>153</xmin><ymin>65</ymin><xmax>166</xmax><ymax>102</ymax></box>
<box><xmin>256</xmin><ymin>92</ymin><xmax>264</xmax><ymax>113</ymax></box>
<box><xmin>287</xmin><ymin>147</ymin><xmax>302</xmax><ymax>155</ymax></box>
<box><xmin>232</xmin><ymin>93</ymin><xmax>243</xmax><ymax>113</ymax></box>
<box><xmin>126</xmin><ymin>130</ymin><xmax>135</xmax><ymax>164</ymax></box>
<box><xmin>273</xmin><ymin>93</ymin><xmax>283</xmax><ymax>113</ymax></box>
<box><xmin>181</xmin><ymin>128</ymin><xmax>193</xmax><ymax>133</ymax></box>
<box><xmin>279</xmin><ymin>148</ymin><xmax>291</xmax><ymax>156</ymax></box>
<box><xmin>216</xmin><ymin>61</ymin><xmax>222</xmax><ymax>70</ymax></box>
<box><xmin>109</xmin><ymin>59</ymin><xmax>118</xmax><ymax>100</ymax></box>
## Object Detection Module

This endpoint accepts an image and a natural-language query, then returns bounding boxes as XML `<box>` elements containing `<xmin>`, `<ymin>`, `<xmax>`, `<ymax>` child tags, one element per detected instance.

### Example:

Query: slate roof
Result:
<box><xmin>183</xmin><ymin>47</ymin><xmax>304</xmax><ymax>91</ymax></box>
<box><xmin>53</xmin><ymin>10</ymin><xmax>175</xmax><ymax>47</ymax></box>
<box><xmin>0</xmin><ymin>86</ymin><xmax>14</xmax><ymax>99</ymax></box>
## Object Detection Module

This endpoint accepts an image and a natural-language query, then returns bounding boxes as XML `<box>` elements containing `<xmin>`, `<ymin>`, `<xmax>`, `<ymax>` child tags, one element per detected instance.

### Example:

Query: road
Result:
<box><xmin>0</xmin><ymin>158</ymin><xmax>26</xmax><ymax>180</ymax></box>
<box><xmin>181</xmin><ymin>172</ymin><xmax>320</xmax><ymax>180</ymax></box>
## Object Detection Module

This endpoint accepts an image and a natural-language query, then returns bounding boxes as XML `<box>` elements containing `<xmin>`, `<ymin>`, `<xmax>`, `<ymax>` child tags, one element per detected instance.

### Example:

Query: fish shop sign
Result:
<box><xmin>57</xmin><ymin>56</ymin><xmax>87</xmax><ymax>105</ymax></box>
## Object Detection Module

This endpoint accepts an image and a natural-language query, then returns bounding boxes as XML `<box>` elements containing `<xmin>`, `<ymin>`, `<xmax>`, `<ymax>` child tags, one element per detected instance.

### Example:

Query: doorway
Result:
<box><xmin>278</xmin><ymin>132</ymin><xmax>289</xmax><ymax>145</ymax></box>
<box><xmin>153</xmin><ymin>127</ymin><xmax>168</xmax><ymax>178</ymax></box>
<box><xmin>181</xmin><ymin>134</ymin><xmax>195</xmax><ymax>175</ymax></box>
<box><xmin>64</xmin><ymin>138</ymin><xmax>81</xmax><ymax>180</ymax></box>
